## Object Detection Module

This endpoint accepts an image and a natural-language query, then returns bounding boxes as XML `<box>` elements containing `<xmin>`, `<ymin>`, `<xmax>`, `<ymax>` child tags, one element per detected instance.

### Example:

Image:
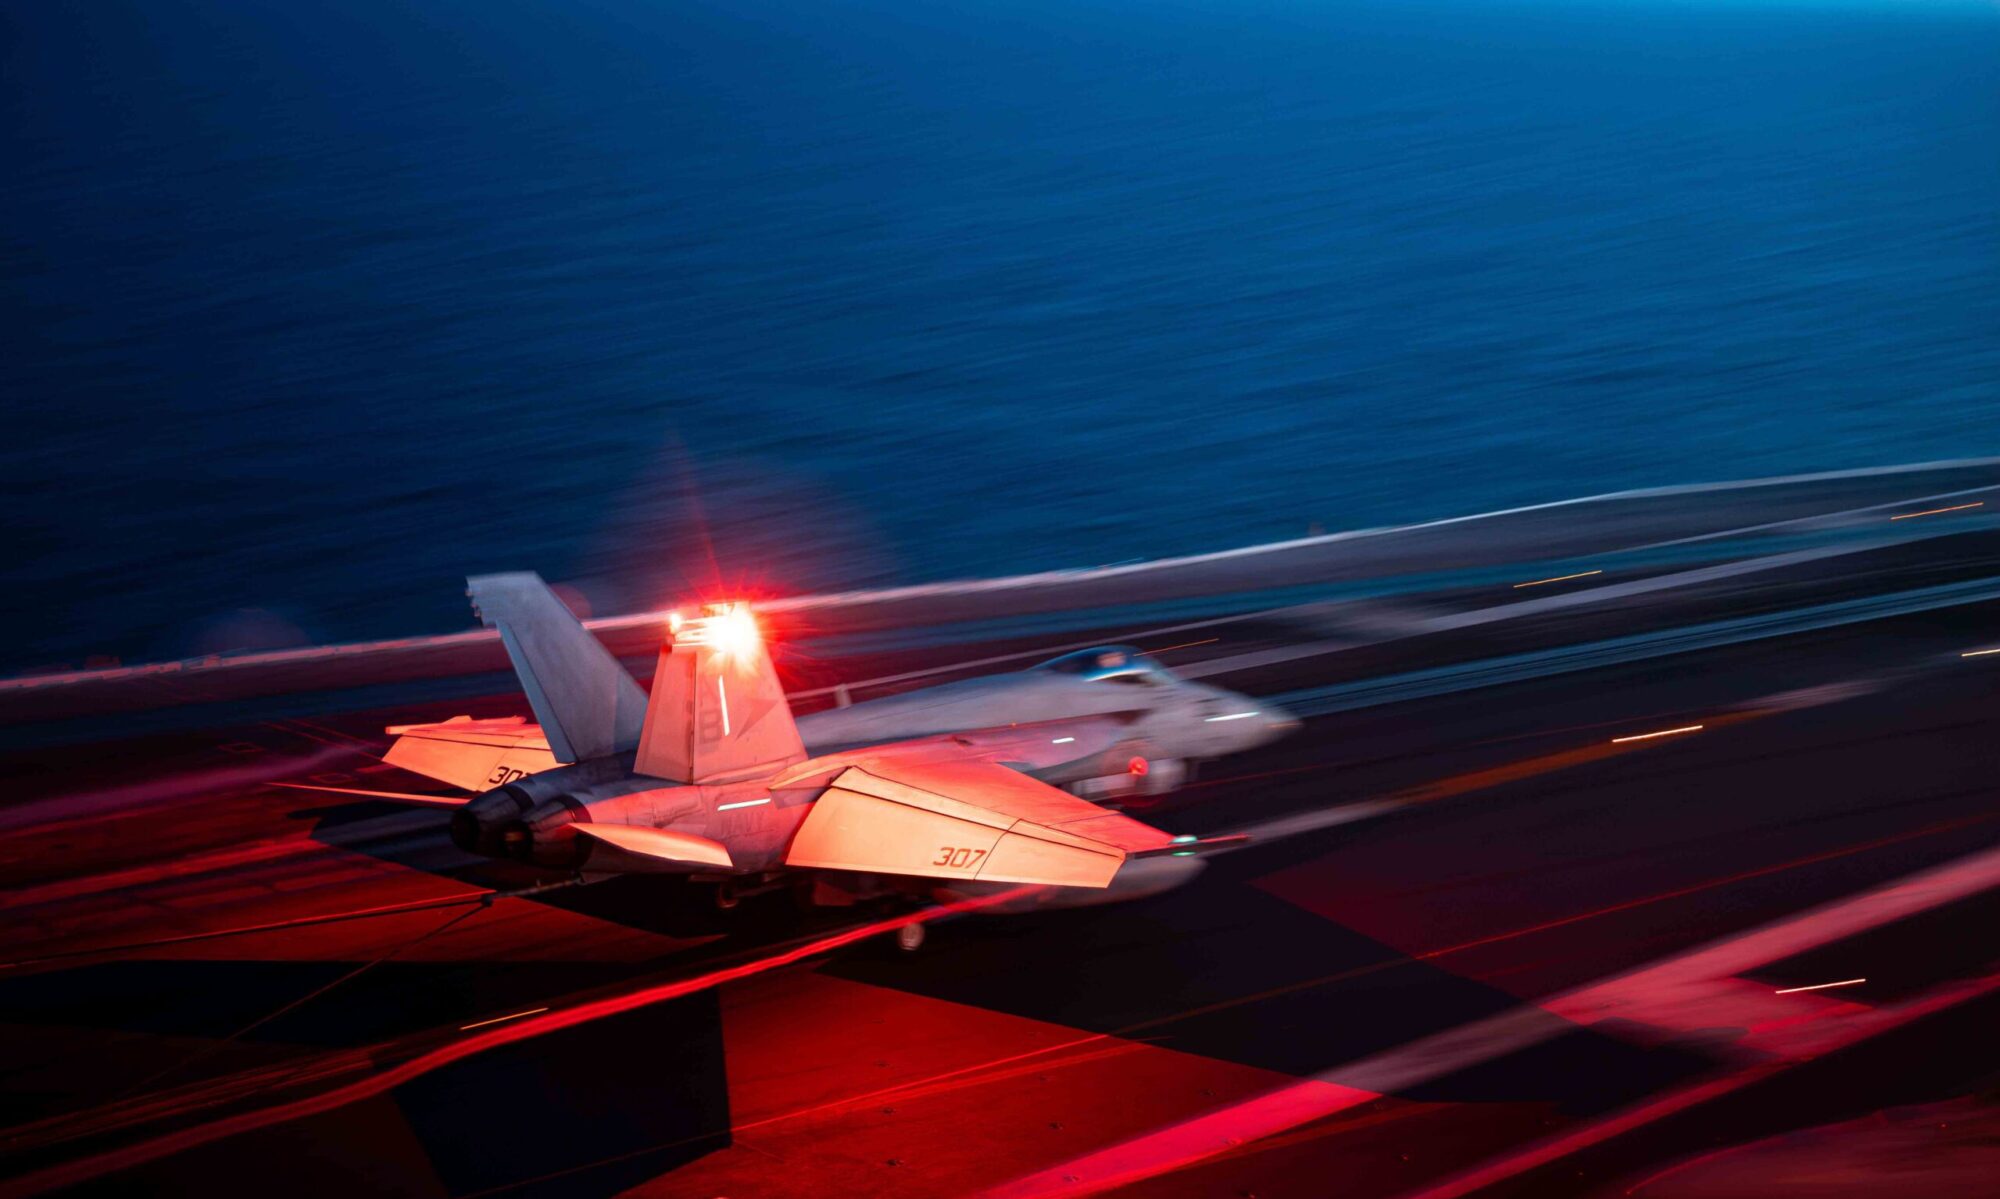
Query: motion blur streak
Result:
<box><xmin>1513</xmin><ymin>569</ymin><xmax>1602</xmax><ymax>589</ymax></box>
<box><xmin>0</xmin><ymin>834</ymin><xmax>353</xmax><ymax>915</ymax></box>
<box><xmin>0</xmin><ymin>889</ymin><xmax>1035</xmax><ymax>1199</ymax></box>
<box><xmin>984</xmin><ymin>1080</ymin><xmax>1383</xmax><ymax>1199</ymax></box>
<box><xmin>1773</xmin><ymin>978</ymin><xmax>1866</xmax><ymax>995</ymax></box>
<box><xmin>10</xmin><ymin>460</ymin><xmax>1995</xmax><ymax>704</ymax></box>
<box><xmin>458</xmin><ymin>1007</ymin><xmax>549</xmax><ymax>1031</ymax></box>
<box><xmin>1188</xmin><ymin>814</ymin><xmax>1998</xmax><ymax>1024</ymax></box>
<box><xmin>114</xmin><ymin>904</ymin><xmax>487</xmax><ymax>1105</ymax></box>
<box><xmin>1620</xmin><ymin>1139</ymin><xmax>1773</xmax><ymax>1198</ymax></box>
<box><xmin>1609</xmin><ymin>724</ymin><xmax>1704</xmax><ymax>743</ymax></box>
<box><xmin>1403</xmin><ymin>818</ymin><xmax>1993</xmax><ymax>966</ymax></box>
<box><xmin>1144</xmin><ymin>638</ymin><xmax>1220</xmax><ymax>654</ymax></box>
<box><xmin>0</xmin><ymin>889</ymin><xmax>504</xmax><ymax>971</ymax></box>
<box><xmin>1889</xmin><ymin>502</ymin><xmax>1984</xmax><ymax>520</ymax></box>
<box><xmin>986</xmin><ymin>835</ymin><xmax>2000</xmax><ymax>1199</ymax></box>
<box><xmin>0</xmin><ymin>745</ymin><xmax>348</xmax><ymax>834</ymax></box>
<box><xmin>731</xmin><ymin>1034</ymin><xmax>1129</xmax><ymax>1135</ymax></box>
<box><xmin>1390</xmin><ymin>712</ymin><xmax>1747</xmax><ymax>807</ymax></box>
<box><xmin>1405</xmin><ymin>971</ymin><xmax>2000</xmax><ymax>1199</ymax></box>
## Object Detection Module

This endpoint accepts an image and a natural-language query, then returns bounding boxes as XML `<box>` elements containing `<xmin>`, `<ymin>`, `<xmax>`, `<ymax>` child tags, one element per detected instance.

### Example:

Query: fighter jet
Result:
<box><xmin>288</xmin><ymin>574</ymin><xmax>1272</xmax><ymax>925</ymax></box>
<box><xmin>381</xmin><ymin>640</ymin><xmax>1294</xmax><ymax>808</ymax></box>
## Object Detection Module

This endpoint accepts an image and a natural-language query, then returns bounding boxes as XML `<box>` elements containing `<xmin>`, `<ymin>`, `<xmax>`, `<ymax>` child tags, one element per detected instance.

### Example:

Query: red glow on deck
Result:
<box><xmin>3</xmin><ymin>888</ymin><xmax>1036</xmax><ymax>1198</ymax></box>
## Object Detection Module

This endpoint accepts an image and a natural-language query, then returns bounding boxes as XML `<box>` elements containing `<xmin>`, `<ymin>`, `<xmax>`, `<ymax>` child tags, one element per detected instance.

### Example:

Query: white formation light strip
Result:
<box><xmin>716</xmin><ymin>797</ymin><xmax>771</xmax><ymax>811</ymax></box>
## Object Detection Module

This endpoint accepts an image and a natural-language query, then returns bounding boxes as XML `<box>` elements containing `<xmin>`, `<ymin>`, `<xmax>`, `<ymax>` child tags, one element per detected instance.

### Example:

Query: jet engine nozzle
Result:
<box><xmin>448</xmin><ymin>808</ymin><xmax>489</xmax><ymax>854</ymax></box>
<box><xmin>487</xmin><ymin>797</ymin><xmax>592</xmax><ymax>868</ymax></box>
<box><xmin>449</xmin><ymin>781</ymin><xmax>544</xmax><ymax>854</ymax></box>
<box><xmin>448</xmin><ymin>767</ymin><xmax>607</xmax><ymax>855</ymax></box>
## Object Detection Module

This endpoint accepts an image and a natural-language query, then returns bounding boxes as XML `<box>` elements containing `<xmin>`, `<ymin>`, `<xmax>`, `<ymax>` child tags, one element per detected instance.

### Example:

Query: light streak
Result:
<box><xmin>1962</xmin><ymin>648</ymin><xmax>2000</xmax><ymax>658</ymax></box>
<box><xmin>1406</xmin><ymin>970</ymin><xmax>2000</xmax><ymax>1199</ymax></box>
<box><xmin>1610</xmin><ymin>723</ymin><xmax>1704</xmax><ymax>743</ymax></box>
<box><xmin>995</xmin><ymin>838</ymin><xmax>2000</xmax><ymax>1199</ymax></box>
<box><xmin>1890</xmin><ymin>501</ymin><xmax>1983</xmax><ymax>520</ymax></box>
<box><xmin>716</xmin><ymin>675</ymin><xmax>730</xmax><ymax>735</ymax></box>
<box><xmin>1204</xmin><ymin>711</ymin><xmax>1258</xmax><ymax>722</ymax></box>
<box><xmin>459</xmin><ymin>1007</ymin><xmax>549</xmax><ymax>1031</ymax></box>
<box><xmin>1051</xmin><ymin>736</ymin><xmax>1076</xmax><ymax>744</ymax></box>
<box><xmin>0</xmin><ymin>889</ymin><xmax>509</xmax><ymax>970</ymax></box>
<box><xmin>1145</xmin><ymin>638</ymin><xmax>1219</xmax><ymax>654</ymax></box>
<box><xmin>1773</xmin><ymin>977</ymin><xmax>1866</xmax><ymax>995</ymax></box>
<box><xmin>715</xmin><ymin>797</ymin><xmax>770</xmax><ymax>811</ymax></box>
<box><xmin>1513</xmin><ymin>569</ymin><xmax>1601</xmax><ymax>589</ymax></box>
<box><xmin>1413</xmin><ymin>814</ymin><xmax>1991</xmax><ymax>964</ymax></box>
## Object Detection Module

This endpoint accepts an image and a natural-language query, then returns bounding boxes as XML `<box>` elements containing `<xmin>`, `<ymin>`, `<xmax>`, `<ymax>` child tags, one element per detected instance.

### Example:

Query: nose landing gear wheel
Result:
<box><xmin>895</xmin><ymin>922</ymin><xmax>926</xmax><ymax>953</ymax></box>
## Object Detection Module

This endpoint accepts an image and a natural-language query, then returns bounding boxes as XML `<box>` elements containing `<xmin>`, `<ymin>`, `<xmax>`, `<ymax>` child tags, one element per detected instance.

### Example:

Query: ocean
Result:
<box><xmin>4</xmin><ymin>0</ymin><xmax>1996</xmax><ymax>671</ymax></box>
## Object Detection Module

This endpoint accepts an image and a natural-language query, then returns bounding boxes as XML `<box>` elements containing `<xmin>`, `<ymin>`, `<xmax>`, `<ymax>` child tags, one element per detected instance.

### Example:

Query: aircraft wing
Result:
<box><xmin>382</xmin><ymin>715</ymin><xmax>561</xmax><ymax>791</ymax></box>
<box><xmin>784</xmin><ymin>751</ymin><xmax>1176</xmax><ymax>888</ymax></box>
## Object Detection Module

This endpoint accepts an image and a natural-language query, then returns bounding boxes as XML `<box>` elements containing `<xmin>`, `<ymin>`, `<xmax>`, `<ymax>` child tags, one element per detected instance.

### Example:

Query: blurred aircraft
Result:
<box><xmin>283</xmin><ymin>575</ymin><xmax>1275</xmax><ymax>928</ymax></box>
<box><xmin>800</xmin><ymin>644</ymin><xmax>1297</xmax><ymax>801</ymax></box>
<box><xmin>367</xmin><ymin>606</ymin><xmax>1295</xmax><ymax>807</ymax></box>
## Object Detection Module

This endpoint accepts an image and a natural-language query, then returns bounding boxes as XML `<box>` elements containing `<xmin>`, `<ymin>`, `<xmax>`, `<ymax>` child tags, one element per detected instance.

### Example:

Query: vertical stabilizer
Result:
<box><xmin>467</xmin><ymin>573</ymin><xmax>648</xmax><ymax>764</ymax></box>
<box><xmin>635</xmin><ymin>603</ymin><xmax>806</xmax><ymax>784</ymax></box>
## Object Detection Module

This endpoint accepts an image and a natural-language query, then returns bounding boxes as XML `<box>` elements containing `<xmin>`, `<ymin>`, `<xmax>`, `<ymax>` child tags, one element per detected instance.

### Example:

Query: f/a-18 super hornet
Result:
<box><xmin>379</xmin><ymin>626</ymin><xmax>1295</xmax><ymax>809</ymax></box>
<box><xmin>289</xmin><ymin>574</ymin><xmax>1286</xmax><ymax>926</ymax></box>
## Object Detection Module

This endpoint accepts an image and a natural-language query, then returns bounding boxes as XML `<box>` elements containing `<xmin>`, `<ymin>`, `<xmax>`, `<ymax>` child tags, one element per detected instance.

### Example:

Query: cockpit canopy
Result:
<box><xmin>1035</xmin><ymin>646</ymin><xmax>1173</xmax><ymax>685</ymax></box>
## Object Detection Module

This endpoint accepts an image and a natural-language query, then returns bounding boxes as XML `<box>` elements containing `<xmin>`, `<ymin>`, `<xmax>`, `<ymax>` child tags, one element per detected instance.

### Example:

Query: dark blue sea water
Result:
<box><xmin>4</xmin><ymin>0</ymin><xmax>1996</xmax><ymax>672</ymax></box>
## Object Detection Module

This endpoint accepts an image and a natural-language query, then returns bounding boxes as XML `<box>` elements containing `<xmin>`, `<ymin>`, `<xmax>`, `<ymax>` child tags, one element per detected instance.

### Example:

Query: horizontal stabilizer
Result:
<box><xmin>573</xmin><ymin>823</ymin><xmax>735</xmax><ymax>869</ymax></box>
<box><xmin>785</xmin><ymin>756</ymin><xmax>1174</xmax><ymax>888</ymax></box>
<box><xmin>272</xmin><ymin>782</ymin><xmax>469</xmax><ymax>808</ymax></box>
<box><xmin>384</xmin><ymin>717</ymin><xmax>560</xmax><ymax>791</ymax></box>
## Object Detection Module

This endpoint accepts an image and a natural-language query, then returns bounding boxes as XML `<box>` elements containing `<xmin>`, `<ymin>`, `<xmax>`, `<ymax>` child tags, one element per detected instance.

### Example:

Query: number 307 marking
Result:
<box><xmin>932</xmin><ymin>846</ymin><xmax>987</xmax><ymax>869</ymax></box>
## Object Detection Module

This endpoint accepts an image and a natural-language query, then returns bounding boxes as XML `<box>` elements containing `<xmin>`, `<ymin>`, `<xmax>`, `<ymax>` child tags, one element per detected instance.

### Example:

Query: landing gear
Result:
<box><xmin>712</xmin><ymin>881</ymin><xmax>740</xmax><ymax>911</ymax></box>
<box><xmin>895</xmin><ymin>922</ymin><xmax>927</xmax><ymax>953</ymax></box>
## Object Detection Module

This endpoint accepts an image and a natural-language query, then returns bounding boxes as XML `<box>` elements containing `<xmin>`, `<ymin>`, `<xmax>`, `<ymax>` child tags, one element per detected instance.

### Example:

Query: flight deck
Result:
<box><xmin>3</xmin><ymin>462</ymin><xmax>1998</xmax><ymax>1198</ymax></box>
